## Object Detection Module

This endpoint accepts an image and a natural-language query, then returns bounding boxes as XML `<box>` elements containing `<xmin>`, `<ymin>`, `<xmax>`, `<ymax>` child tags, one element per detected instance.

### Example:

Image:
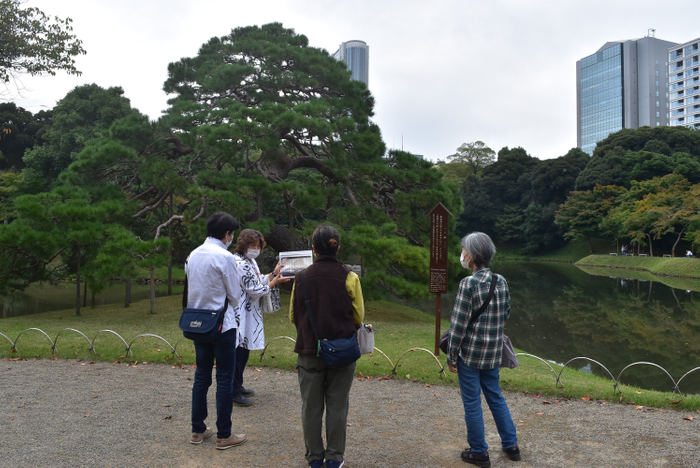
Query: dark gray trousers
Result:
<box><xmin>296</xmin><ymin>354</ymin><xmax>355</xmax><ymax>464</ymax></box>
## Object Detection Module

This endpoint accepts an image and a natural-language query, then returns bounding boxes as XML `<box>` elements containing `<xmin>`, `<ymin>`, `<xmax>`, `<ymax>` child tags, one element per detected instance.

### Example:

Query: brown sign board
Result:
<box><xmin>429</xmin><ymin>202</ymin><xmax>451</xmax><ymax>293</ymax></box>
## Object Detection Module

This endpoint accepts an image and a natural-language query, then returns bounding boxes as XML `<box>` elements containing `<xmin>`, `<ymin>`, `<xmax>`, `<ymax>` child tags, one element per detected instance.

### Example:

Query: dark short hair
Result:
<box><xmin>234</xmin><ymin>229</ymin><xmax>265</xmax><ymax>255</ymax></box>
<box><xmin>312</xmin><ymin>225</ymin><xmax>340</xmax><ymax>257</ymax></box>
<box><xmin>206</xmin><ymin>212</ymin><xmax>239</xmax><ymax>240</ymax></box>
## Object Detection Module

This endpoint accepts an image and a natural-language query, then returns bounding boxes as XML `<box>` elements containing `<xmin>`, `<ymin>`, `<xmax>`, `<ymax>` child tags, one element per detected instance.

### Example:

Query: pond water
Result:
<box><xmin>401</xmin><ymin>261</ymin><xmax>700</xmax><ymax>395</ymax></box>
<box><xmin>1</xmin><ymin>282</ymin><xmax>184</xmax><ymax>319</ymax></box>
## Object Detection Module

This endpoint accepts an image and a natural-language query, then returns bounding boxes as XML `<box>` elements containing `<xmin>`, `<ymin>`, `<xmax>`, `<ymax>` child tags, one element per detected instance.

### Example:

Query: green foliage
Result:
<box><xmin>0</xmin><ymin>0</ymin><xmax>86</xmax><ymax>88</ymax></box>
<box><xmin>0</xmin><ymin>103</ymin><xmax>50</xmax><ymax>169</ymax></box>
<box><xmin>22</xmin><ymin>84</ymin><xmax>135</xmax><ymax>193</ymax></box>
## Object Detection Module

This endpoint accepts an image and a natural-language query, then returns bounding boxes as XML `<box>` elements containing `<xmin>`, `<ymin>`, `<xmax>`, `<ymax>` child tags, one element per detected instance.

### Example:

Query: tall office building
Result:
<box><xmin>576</xmin><ymin>36</ymin><xmax>678</xmax><ymax>155</ymax></box>
<box><xmin>668</xmin><ymin>38</ymin><xmax>700</xmax><ymax>129</ymax></box>
<box><xmin>333</xmin><ymin>40</ymin><xmax>369</xmax><ymax>87</ymax></box>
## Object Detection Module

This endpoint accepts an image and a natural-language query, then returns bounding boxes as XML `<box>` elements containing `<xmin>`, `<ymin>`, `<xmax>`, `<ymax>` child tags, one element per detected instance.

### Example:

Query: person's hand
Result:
<box><xmin>448</xmin><ymin>364</ymin><xmax>457</xmax><ymax>374</ymax></box>
<box><xmin>273</xmin><ymin>262</ymin><xmax>285</xmax><ymax>276</ymax></box>
<box><xmin>269</xmin><ymin>274</ymin><xmax>291</xmax><ymax>287</ymax></box>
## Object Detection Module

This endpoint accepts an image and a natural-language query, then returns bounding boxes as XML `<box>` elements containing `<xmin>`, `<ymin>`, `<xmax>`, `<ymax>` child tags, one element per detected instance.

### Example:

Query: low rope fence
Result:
<box><xmin>3</xmin><ymin>327</ymin><xmax>700</xmax><ymax>401</ymax></box>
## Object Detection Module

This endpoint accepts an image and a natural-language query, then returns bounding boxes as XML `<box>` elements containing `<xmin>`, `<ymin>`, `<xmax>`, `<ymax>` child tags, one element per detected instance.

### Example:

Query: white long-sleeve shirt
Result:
<box><xmin>184</xmin><ymin>237</ymin><xmax>242</xmax><ymax>334</ymax></box>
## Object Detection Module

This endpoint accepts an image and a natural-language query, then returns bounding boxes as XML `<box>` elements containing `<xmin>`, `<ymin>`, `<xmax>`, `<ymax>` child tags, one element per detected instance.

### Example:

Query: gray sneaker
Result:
<box><xmin>190</xmin><ymin>427</ymin><xmax>214</xmax><ymax>444</ymax></box>
<box><xmin>216</xmin><ymin>433</ymin><xmax>248</xmax><ymax>450</ymax></box>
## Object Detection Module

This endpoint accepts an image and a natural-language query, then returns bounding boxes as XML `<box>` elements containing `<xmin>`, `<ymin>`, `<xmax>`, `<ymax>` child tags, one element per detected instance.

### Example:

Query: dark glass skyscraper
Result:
<box><xmin>576</xmin><ymin>36</ymin><xmax>678</xmax><ymax>155</ymax></box>
<box><xmin>333</xmin><ymin>40</ymin><xmax>369</xmax><ymax>87</ymax></box>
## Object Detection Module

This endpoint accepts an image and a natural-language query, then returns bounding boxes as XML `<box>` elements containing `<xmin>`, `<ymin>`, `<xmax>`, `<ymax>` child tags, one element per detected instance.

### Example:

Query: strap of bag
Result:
<box><xmin>298</xmin><ymin>270</ymin><xmax>321</xmax><ymax>356</ymax></box>
<box><xmin>467</xmin><ymin>273</ymin><xmax>499</xmax><ymax>328</ymax></box>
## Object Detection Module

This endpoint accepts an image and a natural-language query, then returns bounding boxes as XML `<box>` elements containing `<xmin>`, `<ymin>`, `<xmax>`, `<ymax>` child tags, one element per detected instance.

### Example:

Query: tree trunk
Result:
<box><xmin>75</xmin><ymin>245</ymin><xmax>81</xmax><ymax>317</ymax></box>
<box><xmin>587</xmin><ymin>237</ymin><xmax>592</xmax><ymax>254</ymax></box>
<box><xmin>286</xmin><ymin>195</ymin><xmax>295</xmax><ymax>250</ymax></box>
<box><xmin>168</xmin><ymin>193</ymin><xmax>173</xmax><ymax>296</ymax></box>
<box><xmin>671</xmin><ymin>228</ymin><xmax>685</xmax><ymax>257</ymax></box>
<box><xmin>91</xmin><ymin>289</ymin><xmax>95</xmax><ymax>308</ymax></box>
<box><xmin>616</xmin><ymin>239</ymin><xmax>619</xmax><ymax>255</ymax></box>
<box><xmin>125</xmin><ymin>278</ymin><xmax>131</xmax><ymax>308</ymax></box>
<box><xmin>83</xmin><ymin>280</ymin><xmax>88</xmax><ymax>308</ymax></box>
<box><xmin>149</xmin><ymin>268</ymin><xmax>156</xmax><ymax>314</ymax></box>
<box><xmin>646</xmin><ymin>233</ymin><xmax>654</xmax><ymax>257</ymax></box>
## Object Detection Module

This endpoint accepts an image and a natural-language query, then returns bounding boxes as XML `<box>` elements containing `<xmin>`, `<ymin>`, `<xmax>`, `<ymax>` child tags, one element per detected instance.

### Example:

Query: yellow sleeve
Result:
<box><xmin>346</xmin><ymin>271</ymin><xmax>365</xmax><ymax>325</ymax></box>
<box><xmin>289</xmin><ymin>281</ymin><xmax>296</xmax><ymax>323</ymax></box>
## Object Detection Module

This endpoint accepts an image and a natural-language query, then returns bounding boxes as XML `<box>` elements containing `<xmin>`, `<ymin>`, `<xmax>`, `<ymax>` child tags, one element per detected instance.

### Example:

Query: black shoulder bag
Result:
<box><xmin>179</xmin><ymin>274</ymin><xmax>229</xmax><ymax>341</ymax></box>
<box><xmin>439</xmin><ymin>273</ymin><xmax>498</xmax><ymax>354</ymax></box>
<box><xmin>298</xmin><ymin>270</ymin><xmax>361</xmax><ymax>368</ymax></box>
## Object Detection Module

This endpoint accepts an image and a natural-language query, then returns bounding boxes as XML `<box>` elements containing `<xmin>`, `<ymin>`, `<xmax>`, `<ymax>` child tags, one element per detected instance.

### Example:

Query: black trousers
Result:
<box><xmin>232</xmin><ymin>345</ymin><xmax>250</xmax><ymax>396</ymax></box>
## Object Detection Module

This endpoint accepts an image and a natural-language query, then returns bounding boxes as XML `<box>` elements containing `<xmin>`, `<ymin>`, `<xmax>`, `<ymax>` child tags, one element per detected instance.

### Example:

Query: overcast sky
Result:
<box><xmin>9</xmin><ymin>0</ymin><xmax>700</xmax><ymax>161</ymax></box>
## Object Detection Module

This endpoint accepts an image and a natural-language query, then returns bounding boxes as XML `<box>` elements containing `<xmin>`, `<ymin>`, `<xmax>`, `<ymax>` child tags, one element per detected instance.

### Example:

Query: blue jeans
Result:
<box><xmin>457</xmin><ymin>360</ymin><xmax>518</xmax><ymax>453</ymax></box>
<box><xmin>192</xmin><ymin>328</ymin><xmax>237</xmax><ymax>439</ymax></box>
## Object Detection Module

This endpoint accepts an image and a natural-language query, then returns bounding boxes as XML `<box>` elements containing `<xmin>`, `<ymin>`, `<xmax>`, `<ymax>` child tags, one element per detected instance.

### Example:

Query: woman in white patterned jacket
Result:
<box><xmin>231</xmin><ymin>229</ymin><xmax>289</xmax><ymax>406</ymax></box>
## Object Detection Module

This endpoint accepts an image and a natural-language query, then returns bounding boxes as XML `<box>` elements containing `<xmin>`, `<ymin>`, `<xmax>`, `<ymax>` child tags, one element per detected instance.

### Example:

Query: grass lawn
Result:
<box><xmin>1</xmin><ymin>293</ymin><xmax>698</xmax><ymax>411</ymax></box>
<box><xmin>577</xmin><ymin>255</ymin><xmax>700</xmax><ymax>279</ymax></box>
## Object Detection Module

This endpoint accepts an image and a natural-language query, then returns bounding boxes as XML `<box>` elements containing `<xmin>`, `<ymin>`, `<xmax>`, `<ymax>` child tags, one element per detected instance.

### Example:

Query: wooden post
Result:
<box><xmin>429</xmin><ymin>203</ymin><xmax>452</xmax><ymax>356</ymax></box>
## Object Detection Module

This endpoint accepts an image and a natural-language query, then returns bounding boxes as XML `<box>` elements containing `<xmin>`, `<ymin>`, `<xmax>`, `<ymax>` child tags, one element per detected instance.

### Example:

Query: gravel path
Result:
<box><xmin>1</xmin><ymin>359</ymin><xmax>699</xmax><ymax>467</ymax></box>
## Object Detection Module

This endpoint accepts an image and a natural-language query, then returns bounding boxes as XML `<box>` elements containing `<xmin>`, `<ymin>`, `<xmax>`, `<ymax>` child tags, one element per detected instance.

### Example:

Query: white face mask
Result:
<box><xmin>460</xmin><ymin>252</ymin><xmax>470</xmax><ymax>269</ymax></box>
<box><xmin>246</xmin><ymin>249</ymin><xmax>260</xmax><ymax>260</ymax></box>
<box><xmin>224</xmin><ymin>238</ymin><xmax>233</xmax><ymax>249</ymax></box>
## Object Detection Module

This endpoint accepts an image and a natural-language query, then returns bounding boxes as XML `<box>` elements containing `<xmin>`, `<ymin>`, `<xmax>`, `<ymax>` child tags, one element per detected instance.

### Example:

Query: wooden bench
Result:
<box><xmin>609</xmin><ymin>253</ymin><xmax>617</xmax><ymax>256</ymax></box>
<box><xmin>639</xmin><ymin>254</ymin><xmax>648</xmax><ymax>257</ymax></box>
<box><xmin>663</xmin><ymin>254</ymin><xmax>672</xmax><ymax>257</ymax></box>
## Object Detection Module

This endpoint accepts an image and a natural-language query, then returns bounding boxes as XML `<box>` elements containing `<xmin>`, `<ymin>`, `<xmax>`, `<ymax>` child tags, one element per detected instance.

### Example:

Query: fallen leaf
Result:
<box><xmin>634</xmin><ymin>406</ymin><xmax>644</xmax><ymax>410</ymax></box>
<box><xmin>253</xmin><ymin>376</ymin><xmax>258</xmax><ymax>381</ymax></box>
<box><xmin>535</xmin><ymin>412</ymin><xmax>544</xmax><ymax>416</ymax></box>
<box><xmin>436</xmin><ymin>422</ymin><xmax>443</xmax><ymax>426</ymax></box>
<box><xmin>84</xmin><ymin>414</ymin><xmax>90</xmax><ymax>417</ymax></box>
<box><xmin>164</xmin><ymin>416</ymin><xmax>172</xmax><ymax>420</ymax></box>
<box><xmin>533</xmin><ymin>394</ymin><xmax>540</xmax><ymax>398</ymax></box>
<box><xmin>89</xmin><ymin>361</ymin><xmax>95</xmax><ymax>365</ymax></box>
<box><xmin>671</xmin><ymin>401</ymin><xmax>682</xmax><ymax>405</ymax></box>
<box><xmin>118</xmin><ymin>356</ymin><xmax>126</xmax><ymax>359</ymax></box>
<box><xmin>697</xmin><ymin>410</ymin><xmax>700</xmax><ymax>414</ymax></box>
<box><xmin>153</xmin><ymin>384</ymin><xmax>158</xmax><ymax>387</ymax></box>
<box><xmin>186</xmin><ymin>377</ymin><xmax>192</xmax><ymax>381</ymax></box>
<box><xmin>161</xmin><ymin>404</ymin><xmax>170</xmax><ymax>407</ymax></box>
<box><xmin>542</xmin><ymin>401</ymin><xmax>551</xmax><ymax>405</ymax></box>
<box><xmin>433</xmin><ymin>393</ymin><xmax>441</xmax><ymax>397</ymax></box>
<box><xmin>581</xmin><ymin>396</ymin><xmax>591</xmax><ymax>401</ymax></box>
<box><xmin>683</xmin><ymin>416</ymin><xmax>694</xmax><ymax>421</ymax></box>
<box><xmin>413</xmin><ymin>378</ymin><xmax>418</xmax><ymax>382</ymax></box>
<box><xmin>347</xmin><ymin>423</ymin><xmax>352</xmax><ymax>426</ymax></box>
<box><xmin>377</xmin><ymin>378</ymin><xmax>382</xmax><ymax>381</ymax></box>
<box><xmin>635</xmin><ymin>391</ymin><xmax>643</xmax><ymax>394</ymax></box>
<box><xmin>425</xmin><ymin>384</ymin><xmax>431</xmax><ymax>388</ymax></box>
<box><xmin>9</xmin><ymin>417</ymin><xmax>13</xmax><ymax>420</ymax></box>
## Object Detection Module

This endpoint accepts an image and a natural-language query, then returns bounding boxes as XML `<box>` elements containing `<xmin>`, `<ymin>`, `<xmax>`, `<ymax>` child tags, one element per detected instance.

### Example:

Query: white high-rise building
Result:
<box><xmin>333</xmin><ymin>40</ymin><xmax>369</xmax><ymax>87</ymax></box>
<box><xmin>668</xmin><ymin>38</ymin><xmax>700</xmax><ymax>129</ymax></box>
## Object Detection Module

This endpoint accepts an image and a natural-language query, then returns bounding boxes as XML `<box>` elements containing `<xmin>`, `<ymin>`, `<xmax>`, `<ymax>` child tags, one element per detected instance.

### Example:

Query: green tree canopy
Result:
<box><xmin>0</xmin><ymin>0</ymin><xmax>86</xmax><ymax>91</ymax></box>
<box><xmin>22</xmin><ymin>84</ymin><xmax>136</xmax><ymax>192</ymax></box>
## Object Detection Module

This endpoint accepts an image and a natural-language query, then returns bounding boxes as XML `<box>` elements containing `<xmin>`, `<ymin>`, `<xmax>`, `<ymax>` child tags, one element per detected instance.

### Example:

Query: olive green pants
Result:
<box><xmin>296</xmin><ymin>354</ymin><xmax>356</xmax><ymax>464</ymax></box>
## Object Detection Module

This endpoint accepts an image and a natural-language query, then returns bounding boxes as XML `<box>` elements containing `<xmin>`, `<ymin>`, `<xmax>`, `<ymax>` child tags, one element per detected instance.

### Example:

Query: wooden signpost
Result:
<box><xmin>429</xmin><ymin>202</ymin><xmax>451</xmax><ymax>356</ymax></box>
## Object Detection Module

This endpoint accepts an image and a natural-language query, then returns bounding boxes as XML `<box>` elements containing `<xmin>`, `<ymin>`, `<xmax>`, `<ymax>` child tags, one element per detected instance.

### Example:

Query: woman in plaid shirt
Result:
<box><xmin>447</xmin><ymin>232</ymin><xmax>520</xmax><ymax>467</ymax></box>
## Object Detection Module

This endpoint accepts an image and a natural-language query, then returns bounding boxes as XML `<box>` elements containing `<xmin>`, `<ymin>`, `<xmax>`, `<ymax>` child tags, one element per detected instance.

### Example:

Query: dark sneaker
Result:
<box><xmin>503</xmin><ymin>445</ymin><xmax>521</xmax><ymax>461</ymax></box>
<box><xmin>241</xmin><ymin>387</ymin><xmax>255</xmax><ymax>397</ymax></box>
<box><xmin>326</xmin><ymin>460</ymin><xmax>344</xmax><ymax>468</ymax></box>
<box><xmin>190</xmin><ymin>427</ymin><xmax>214</xmax><ymax>444</ymax></box>
<box><xmin>215</xmin><ymin>433</ymin><xmax>248</xmax><ymax>450</ymax></box>
<box><xmin>232</xmin><ymin>394</ymin><xmax>253</xmax><ymax>407</ymax></box>
<box><xmin>461</xmin><ymin>448</ymin><xmax>491</xmax><ymax>467</ymax></box>
<box><xmin>308</xmin><ymin>459</ymin><xmax>324</xmax><ymax>468</ymax></box>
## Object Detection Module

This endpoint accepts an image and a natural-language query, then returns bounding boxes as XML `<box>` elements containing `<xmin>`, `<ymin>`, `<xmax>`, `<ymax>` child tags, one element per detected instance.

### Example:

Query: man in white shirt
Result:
<box><xmin>185</xmin><ymin>212</ymin><xmax>248</xmax><ymax>450</ymax></box>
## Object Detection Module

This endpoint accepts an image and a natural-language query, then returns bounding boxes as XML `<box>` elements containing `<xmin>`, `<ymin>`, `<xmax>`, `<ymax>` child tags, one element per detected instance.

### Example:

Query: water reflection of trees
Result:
<box><xmin>500</xmin><ymin>261</ymin><xmax>700</xmax><ymax>392</ymax></box>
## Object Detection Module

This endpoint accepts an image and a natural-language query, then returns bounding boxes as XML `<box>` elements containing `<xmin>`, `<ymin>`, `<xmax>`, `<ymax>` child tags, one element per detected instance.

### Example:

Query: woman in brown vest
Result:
<box><xmin>289</xmin><ymin>225</ymin><xmax>365</xmax><ymax>468</ymax></box>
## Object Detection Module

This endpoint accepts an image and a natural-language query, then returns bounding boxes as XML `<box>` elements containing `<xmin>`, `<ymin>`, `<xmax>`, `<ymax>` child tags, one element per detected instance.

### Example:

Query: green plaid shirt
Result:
<box><xmin>446</xmin><ymin>267</ymin><xmax>511</xmax><ymax>370</ymax></box>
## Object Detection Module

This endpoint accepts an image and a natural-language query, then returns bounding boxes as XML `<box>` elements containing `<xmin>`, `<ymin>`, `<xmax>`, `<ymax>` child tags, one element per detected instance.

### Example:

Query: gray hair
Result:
<box><xmin>461</xmin><ymin>232</ymin><xmax>496</xmax><ymax>268</ymax></box>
